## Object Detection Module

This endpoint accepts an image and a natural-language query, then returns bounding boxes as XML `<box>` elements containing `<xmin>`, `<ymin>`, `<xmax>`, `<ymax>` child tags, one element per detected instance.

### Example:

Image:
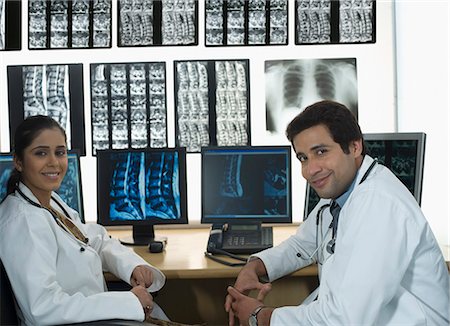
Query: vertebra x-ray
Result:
<box><xmin>175</xmin><ymin>60</ymin><xmax>250</xmax><ymax>152</ymax></box>
<box><xmin>28</xmin><ymin>0</ymin><xmax>111</xmax><ymax>49</ymax></box>
<box><xmin>118</xmin><ymin>0</ymin><xmax>198</xmax><ymax>46</ymax></box>
<box><xmin>205</xmin><ymin>0</ymin><xmax>288</xmax><ymax>46</ymax></box>
<box><xmin>0</xmin><ymin>0</ymin><xmax>21</xmax><ymax>50</ymax></box>
<box><xmin>7</xmin><ymin>64</ymin><xmax>86</xmax><ymax>154</ymax></box>
<box><xmin>295</xmin><ymin>0</ymin><xmax>375</xmax><ymax>44</ymax></box>
<box><xmin>265</xmin><ymin>58</ymin><xmax>358</xmax><ymax>135</ymax></box>
<box><xmin>91</xmin><ymin>62</ymin><xmax>168</xmax><ymax>154</ymax></box>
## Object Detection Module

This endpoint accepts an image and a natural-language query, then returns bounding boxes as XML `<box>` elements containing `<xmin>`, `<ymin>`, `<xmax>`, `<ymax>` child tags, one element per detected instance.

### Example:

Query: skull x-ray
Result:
<box><xmin>118</xmin><ymin>0</ymin><xmax>197</xmax><ymax>46</ymax></box>
<box><xmin>28</xmin><ymin>0</ymin><xmax>111</xmax><ymax>49</ymax></box>
<box><xmin>174</xmin><ymin>60</ymin><xmax>250</xmax><ymax>152</ymax></box>
<box><xmin>265</xmin><ymin>58</ymin><xmax>358</xmax><ymax>136</ymax></box>
<box><xmin>205</xmin><ymin>0</ymin><xmax>288</xmax><ymax>46</ymax></box>
<box><xmin>295</xmin><ymin>0</ymin><xmax>375</xmax><ymax>44</ymax></box>
<box><xmin>91</xmin><ymin>62</ymin><xmax>168</xmax><ymax>155</ymax></box>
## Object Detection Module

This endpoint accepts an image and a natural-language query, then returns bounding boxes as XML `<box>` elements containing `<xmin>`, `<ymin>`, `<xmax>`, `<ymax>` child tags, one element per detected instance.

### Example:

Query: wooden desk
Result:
<box><xmin>107</xmin><ymin>225</ymin><xmax>318</xmax><ymax>325</ymax></box>
<box><xmin>106</xmin><ymin>226</ymin><xmax>450</xmax><ymax>325</ymax></box>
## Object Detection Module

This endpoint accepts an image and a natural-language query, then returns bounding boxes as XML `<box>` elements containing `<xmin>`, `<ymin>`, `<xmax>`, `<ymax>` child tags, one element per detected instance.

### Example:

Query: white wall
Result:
<box><xmin>0</xmin><ymin>0</ymin><xmax>446</xmax><ymax>249</ymax></box>
<box><xmin>394</xmin><ymin>0</ymin><xmax>450</xmax><ymax>245</ymax></box>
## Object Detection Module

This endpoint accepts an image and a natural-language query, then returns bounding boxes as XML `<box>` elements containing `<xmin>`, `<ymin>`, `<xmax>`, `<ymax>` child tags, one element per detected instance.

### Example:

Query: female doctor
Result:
<box><xmin>0</xmin><ymin>115</ymin><xmax>167</xmax><ymax>325</ymax></box>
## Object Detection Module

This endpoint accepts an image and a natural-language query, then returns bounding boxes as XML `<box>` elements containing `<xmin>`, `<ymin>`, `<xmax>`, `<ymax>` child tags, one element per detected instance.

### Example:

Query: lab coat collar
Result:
<box><xmin>354</xmin><ymin>155</ymin><xmax>376</xmax><ymax>185</ymax></box>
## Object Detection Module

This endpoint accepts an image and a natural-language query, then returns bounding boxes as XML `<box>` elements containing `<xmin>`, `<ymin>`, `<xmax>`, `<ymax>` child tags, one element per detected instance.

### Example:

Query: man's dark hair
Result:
<box><xmin>285</xmin><ymin>100</ymin><xmax>365</xmax><ymax>155</ymax></box>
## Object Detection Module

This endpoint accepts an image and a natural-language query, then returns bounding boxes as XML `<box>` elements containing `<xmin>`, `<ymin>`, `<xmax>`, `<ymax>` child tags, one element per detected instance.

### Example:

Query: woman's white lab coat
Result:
<box><xmin>0</xmin><ymin>183</ymin><xmax>166</xmax><ymax>325</ymax></box>
<box><xmin>254</xmin><ymin>156</ymin><xmax>450</xmax><ymax>325</ymax></box>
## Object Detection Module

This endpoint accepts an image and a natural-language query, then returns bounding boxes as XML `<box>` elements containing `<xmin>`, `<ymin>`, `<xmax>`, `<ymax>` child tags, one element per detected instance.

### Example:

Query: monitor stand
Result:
<box><xmin>119</xmin><ymin>225</ymin><xmax>168</xmax><ymax>246</ymax></box>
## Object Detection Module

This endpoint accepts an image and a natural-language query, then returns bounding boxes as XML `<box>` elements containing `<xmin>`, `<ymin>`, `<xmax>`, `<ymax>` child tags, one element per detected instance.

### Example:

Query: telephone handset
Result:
<box><xmin>206</xmin><ymin>227</ymin><xmax>223</xmax><ymax>253</ymax></box>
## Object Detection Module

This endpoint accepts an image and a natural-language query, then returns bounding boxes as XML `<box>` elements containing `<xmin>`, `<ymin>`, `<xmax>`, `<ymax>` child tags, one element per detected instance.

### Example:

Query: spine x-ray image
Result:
<box><xmin>205</xmin><ymin>0</ymin><xmax>288</xmax><ymax>46</ymax></box>
<box><xmin>175</xmin><ymin>60</ymin><xmax>250</xmax><ymax>152</ymax></box>
<box><xmin>28</xmin><ymin>0</ymin><xmax>111</xmax><ymax>49</ymax></box>
<box><xmin>265</xmin><ymin>58</ymin><xmax>358</xmax><ymax>136</ymax></box>
<box><xmin>203</xmin><ymin>153</ymin><xmax>288</xmax><ymax>217</ymax></box>
<box><xmin>7</xmin><ymin>64</ymin><xmax>86</xmax><ymax>155</ymax></box>
<box><xmin>91</xmin><ymin>62</ymin><xmax>167</xmax><ymax>154</ymax></box>
<box><xmin>109</xmin><ymin>152</ymin><xmax>181</xmax><ymax>220</ymax></box>
<box><xmin>118</xmin><ymin>0</ymin><xmax>197</xmax><ymax>46</ymax></box>
<box><xmin>0</xmin><ymin>0</ymin><xmax>5</xmax><ymax>49</ymax></box>
<box><xmin>295</xmin><ymin>0</ymin><xmax>375</xmax><ymax>44</ymax></box>
<box><xmin>0</xmin><ymin>0</ymin><xmax>21</xmax><ymax>50</ymax></box>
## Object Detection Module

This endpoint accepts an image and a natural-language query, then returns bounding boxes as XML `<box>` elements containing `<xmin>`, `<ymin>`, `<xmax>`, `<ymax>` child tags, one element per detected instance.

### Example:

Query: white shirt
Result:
<box><xmin>254</xmin><ymin>156</ymin><xmax>450</xmax><ymax>325</ymax></box>
<box><xmin>0</xmin><ymin>183</ymin><xmax>166</xmax><ymax>325</ymax></box>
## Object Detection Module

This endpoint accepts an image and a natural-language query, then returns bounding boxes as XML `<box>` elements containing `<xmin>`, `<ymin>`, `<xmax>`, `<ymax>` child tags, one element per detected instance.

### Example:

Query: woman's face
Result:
<box><xmin>14</xmin><ymin>127</ymin><xmax>68</xmax><ymax>206</ymax></box>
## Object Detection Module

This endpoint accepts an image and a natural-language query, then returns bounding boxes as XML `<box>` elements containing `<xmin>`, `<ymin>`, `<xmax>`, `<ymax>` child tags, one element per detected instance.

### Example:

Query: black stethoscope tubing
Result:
<box><xmin>15</xmin><ymin>186</ymin><xmax>89</xmax><ymax>251</ymax></box>
<box><xmin>314</xmin><ymin>158</ymin><xmax>378</xmax><ymax>258</ymax></box>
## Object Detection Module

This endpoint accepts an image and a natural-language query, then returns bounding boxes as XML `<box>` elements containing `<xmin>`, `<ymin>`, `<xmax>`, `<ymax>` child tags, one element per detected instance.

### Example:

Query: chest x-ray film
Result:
<box><xmin>265</xmin><ymin>58</ymin><xmax>358</xmax><ymax>137</ymax></box>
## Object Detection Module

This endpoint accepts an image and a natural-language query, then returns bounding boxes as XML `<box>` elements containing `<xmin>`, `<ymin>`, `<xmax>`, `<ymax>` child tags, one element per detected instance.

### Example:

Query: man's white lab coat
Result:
<box><xmin>254</xmin><ymin>156</ymin><xmax>450</xmax><ymax>325</ymax></box>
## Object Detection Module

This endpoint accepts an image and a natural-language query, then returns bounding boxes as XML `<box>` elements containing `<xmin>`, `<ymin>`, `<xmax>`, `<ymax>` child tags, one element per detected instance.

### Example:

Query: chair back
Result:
<box><xmin>0</xmin><ymin>259</ymin><xmax>18</xmax><ymax>325</ymax></box>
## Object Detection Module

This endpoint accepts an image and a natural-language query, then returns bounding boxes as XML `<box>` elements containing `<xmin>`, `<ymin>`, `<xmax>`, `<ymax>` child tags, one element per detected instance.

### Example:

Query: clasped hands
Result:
<box><xmin>225</xmin><ymin>268</ymin><xmax>273</xmax><ymax>326</ymax></box>
<box><xmin>130</xmin><ymin>265</ymin><xmax>155</xmax><ymax>320</ymax></box>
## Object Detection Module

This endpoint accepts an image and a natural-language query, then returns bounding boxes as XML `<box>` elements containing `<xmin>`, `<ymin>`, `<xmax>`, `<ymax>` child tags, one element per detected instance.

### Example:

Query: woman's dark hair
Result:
<box><xmin>5</xmin><ymin>115</ymin><xmax>67</xmax><ymax>196</ymax></box>
<box><xmin>285</xmin><ymin>100</ymin><xmax>365</xmax><ymax>155</ymax></box>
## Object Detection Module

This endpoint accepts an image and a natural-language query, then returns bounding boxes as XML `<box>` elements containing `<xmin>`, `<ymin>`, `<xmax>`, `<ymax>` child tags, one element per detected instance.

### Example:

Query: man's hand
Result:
<box><xmin>131</xmin><ymin>285</ymin><xmax>154</xmax><ymax>320</ymax></box>
<box><xmin>131</xmin><ymin>265</ymin><xmax>154</xmax><ymax>288</ymax></box>
<box><xmin>227</xmin><ymin>286</ymin><xmax>273</xmax><ymax>326</ymax></box>
<box><xmin>225</xmin><ymin>259</ymin><xmax>272</xmax><ymax>326</ymax></box>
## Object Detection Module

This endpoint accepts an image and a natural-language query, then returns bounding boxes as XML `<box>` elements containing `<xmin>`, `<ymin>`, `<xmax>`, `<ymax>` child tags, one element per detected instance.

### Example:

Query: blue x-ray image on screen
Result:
<box><xmin>108</xmin><ymin>151</ymin><xmax>181</xmax><ymax>221</ymax></box>
<box><xmin>0</xmin><ymin>152</ymin><xmax>84</xmax><ymax>221</ymax></box>
<box><xmin>201</xmin><ymin>146</ymin><xmax>292</xmax><ymax>223</ymax></box>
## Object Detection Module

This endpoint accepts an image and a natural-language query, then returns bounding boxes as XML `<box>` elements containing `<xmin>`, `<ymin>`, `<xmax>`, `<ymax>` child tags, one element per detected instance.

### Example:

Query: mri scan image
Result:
<box><xmin>118</xmin><ymin>0</ymin><xmax>197</xmax><ymax>46</ymax></box>
<box><xmin>206</xmin><ymin>0</ymin><xmax>288</xmax><ymax>46</ymax></box>
<box><xmin>295</xmin><ymin>0</ymin><xmax>375</xmax><ymax>44</ymax></box>
<box><xmin>28</xmin><ymin>0</ymin><xmax>111</xmax><ymax>49</ymax></box>
<box><xmin>265</xmin><ymin>58</ymin><xmax>358</xmax><ymax>136</ymax></box>
<box><xmin>108</xmin><ymin>151</ymin><xmax>181</xmax><ymax>220</ymax></box>
<box><xmin>91</xmin><ymin>62</ymin><xmax>167</xmax><ymax>154</ymax></box>
<box><xmin>175</xmin><ymin>60</ymin><xmax>250</xmax><ymax>152</ymax></box>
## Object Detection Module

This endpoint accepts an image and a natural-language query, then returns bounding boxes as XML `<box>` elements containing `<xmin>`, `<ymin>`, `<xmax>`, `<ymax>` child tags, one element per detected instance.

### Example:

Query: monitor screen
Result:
<box><xmin>201</xmin><ymin>146</ymin><xmax>292</xmax><ymax>225</ymax></box>
<box><xmin>303</xmin><ymin>132</ymin><xmax>426</xmax><ymax>219</ymax></box>
<box><xmin>0</xmin><ymin>151</ymin><xmax>85</xmax><ymax>222</ymax></box>
<box><xmin>96</xmin><ymin>148</ymin><xmax>188</xmax><ymax>245</ymax></box>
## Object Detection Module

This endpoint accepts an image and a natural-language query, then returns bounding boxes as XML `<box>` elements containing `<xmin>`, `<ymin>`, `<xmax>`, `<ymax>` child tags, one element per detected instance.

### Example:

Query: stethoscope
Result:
<box><xmin>15</xmin><ymin>186</ymin><xmax>89</xmax><ymax>252</ymax></box>
<box><xmin>307</xmin><ymin>158</ymin><xmax>378</xmax><ymax>262</ymax></box>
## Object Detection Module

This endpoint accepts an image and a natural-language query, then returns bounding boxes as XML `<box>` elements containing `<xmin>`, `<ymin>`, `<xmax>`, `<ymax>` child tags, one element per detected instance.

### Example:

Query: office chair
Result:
<box><xmin>0</xmin><ymin>258</ymin><xmax>18</xmax><ymax>325</ymax></box>
<box><xmin>0</xmin><ymin>259</ymin><xmax>147</xmax><ymax>326</ymax></box>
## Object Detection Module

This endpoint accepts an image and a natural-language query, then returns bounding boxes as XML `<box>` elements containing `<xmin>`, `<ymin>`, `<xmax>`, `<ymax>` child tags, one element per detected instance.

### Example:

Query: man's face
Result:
<box><xmin>293</xmin><ymin>124</ymin><xmax>363</xmax><ymax>199</ymax></box>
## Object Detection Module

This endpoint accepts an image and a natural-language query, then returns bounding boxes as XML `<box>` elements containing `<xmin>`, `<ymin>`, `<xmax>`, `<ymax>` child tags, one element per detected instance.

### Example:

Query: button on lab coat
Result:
<box><xmin>254</xmin><ymin>156</ymin><xmax>450</xmax><ymax>325</ymax></box>
<box><xmin>0</xmin><ymin>183</ymin><xmax>166</xmax><ymax>325</ymax></box>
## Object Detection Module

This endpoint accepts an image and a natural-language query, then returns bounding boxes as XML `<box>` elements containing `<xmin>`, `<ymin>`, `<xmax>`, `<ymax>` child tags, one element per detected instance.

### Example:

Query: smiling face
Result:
<box><xmin>14</xmin><ymin>127</ymin><xmax>68</xmax><ymax>207</ymax></box>
<box><xmin>293</xmin><ymin>124</ymin><xmax>363</xmax><ymax>199</ymax></box>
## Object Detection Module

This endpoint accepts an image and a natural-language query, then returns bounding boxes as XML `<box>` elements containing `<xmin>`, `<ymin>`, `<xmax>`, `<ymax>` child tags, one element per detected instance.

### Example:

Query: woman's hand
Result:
<box><xmin>131</xmin><ymin>265</ymin><xmax>154</xmax><ymax>288</ymax></box>
<box><xmin>131</xmin><ymin>285</ymin><xmax>154</xmax><ymax>320</ymax></box>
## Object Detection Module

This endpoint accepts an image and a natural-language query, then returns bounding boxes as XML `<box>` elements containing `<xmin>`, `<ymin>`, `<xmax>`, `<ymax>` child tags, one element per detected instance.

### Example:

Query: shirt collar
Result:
<box><xmin>334</xmin><ymin>155</ymin><xmax>375</xmax><ymax>208</ymax></box>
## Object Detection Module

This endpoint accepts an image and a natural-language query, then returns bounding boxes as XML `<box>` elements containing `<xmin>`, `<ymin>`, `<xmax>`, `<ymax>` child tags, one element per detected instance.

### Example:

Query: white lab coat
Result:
<box><xmin>254</xmin><ymin>155</ymin><xmax>450</xmax><ymax>325</ymax></box>
<box><xmin>0</xmin><ymin>183</ymin><xmax>166</xmax><ymax>326</ymax></box>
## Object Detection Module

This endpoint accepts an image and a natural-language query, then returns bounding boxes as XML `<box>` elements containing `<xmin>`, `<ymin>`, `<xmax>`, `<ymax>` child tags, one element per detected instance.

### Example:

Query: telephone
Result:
<box><xmin>206</xmin><ymin>223</ymin><xmax>273</xmax><ymax>255</ymax></box>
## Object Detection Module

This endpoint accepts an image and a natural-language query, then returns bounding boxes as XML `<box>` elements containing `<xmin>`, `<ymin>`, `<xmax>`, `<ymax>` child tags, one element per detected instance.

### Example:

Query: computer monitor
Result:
<box><xmin>201</xmin><ymin>146</ymin><xmax>292</xmax><ymax>226</ymax></box>
<box><xmin>96</xmin><ymin>148</ymin><xmax>188</xmax><ymax>245</ymax></box>
<box><xmin>303</xmin><ymin>132</ymin><xmax>426</xmax><ymax>219</ymax></box>
<box><xmin>0</xmin><ymin>151</ymin><xmax>85</xmax><ymax>222</ymax></box>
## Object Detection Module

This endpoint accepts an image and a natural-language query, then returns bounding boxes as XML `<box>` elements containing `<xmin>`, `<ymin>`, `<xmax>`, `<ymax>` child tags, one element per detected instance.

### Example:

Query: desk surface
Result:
<box><xmin>108</xmin><ymin>225</ymin><xmax>318</xmax><ymax>279</ymax></box>
<box><xmin>107</xmin><ymin>225</ymin><xmax>450</xmax><ymax>279</ymax></box>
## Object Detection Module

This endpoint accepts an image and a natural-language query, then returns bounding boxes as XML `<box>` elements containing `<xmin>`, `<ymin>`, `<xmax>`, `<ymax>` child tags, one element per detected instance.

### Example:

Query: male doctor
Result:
<box><xmin>225</xmin><ymin>100</ymin><xmax>450</xmax><ymax>325</ymax></box>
